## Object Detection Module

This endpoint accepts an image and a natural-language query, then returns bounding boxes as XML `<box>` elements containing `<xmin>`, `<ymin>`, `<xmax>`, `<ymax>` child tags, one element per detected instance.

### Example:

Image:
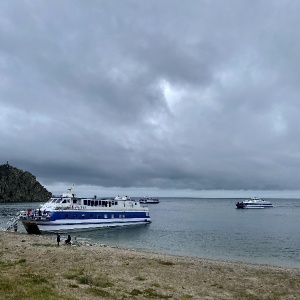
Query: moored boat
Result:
<box><xmin>139</xmin><ymin>197</ymin><xmax>160</xmax><ymax>204</ymax></box>
<box><xmin>18</xmin><ymin>187</ymin><xmax>151</xmax><ymax>234</ymax></box>
<box><xmin>115</xmin><ymin>195</ymin><xmax>131</xmax><ymax>200</ymax></box>
<box><xmin>236</xmin><ymin>197</ymin><xmax>273</xmax><ymax>209</ymax></box>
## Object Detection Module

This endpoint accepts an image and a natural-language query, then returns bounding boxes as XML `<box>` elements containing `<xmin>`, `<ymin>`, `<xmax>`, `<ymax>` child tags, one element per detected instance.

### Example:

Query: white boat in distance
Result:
<box><xmin>19</xmin><ymin>187</ymin><xmax>151</xmax><ymax>234</ymax></box>
<box><xmin>236</xmin><ymin>197</ymin><xmax>273</xmax><ymax>209</ymax></box>
<box><xmin>114</xmin><ymin>195</ymin><xmax>131</xmax><ymax>200</ymax></box>
<box><xmin>139</xmin><ymin>197</ymin><xmax>160</xmax><ymax>204</ymax></box>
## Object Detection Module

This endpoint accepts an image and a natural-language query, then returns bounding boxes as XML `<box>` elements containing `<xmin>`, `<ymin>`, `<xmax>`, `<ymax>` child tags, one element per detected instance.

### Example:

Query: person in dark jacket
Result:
<box><xmin>56</xmin><ymin>233</ymin><xmax>61</xmax><ymax>246</ymax></box>
<box><xmin>65</xmin><ymin>234</ymin><xmax>71</xmax><ymax>245</ymax></box>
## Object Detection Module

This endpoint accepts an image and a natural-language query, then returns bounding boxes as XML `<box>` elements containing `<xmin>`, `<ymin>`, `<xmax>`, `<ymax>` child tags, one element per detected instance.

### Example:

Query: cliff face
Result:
<box><xmin>0</xmin><ymin>163</ymin><xmax>52</xmax><ymax>202</ymax></box>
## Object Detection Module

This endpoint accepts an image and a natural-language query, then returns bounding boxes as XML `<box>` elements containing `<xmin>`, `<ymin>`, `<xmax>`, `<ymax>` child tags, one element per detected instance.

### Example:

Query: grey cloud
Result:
<box><xmin>1</xmin><ymin>0</ymin><xmax>300</xmax><ymax>196</ymax></box>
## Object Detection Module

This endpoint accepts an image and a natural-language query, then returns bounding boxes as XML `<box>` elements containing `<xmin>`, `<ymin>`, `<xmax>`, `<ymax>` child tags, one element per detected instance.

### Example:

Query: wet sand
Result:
<box><xmin>0</xmin><ymin>231</ymin><xmax>300</xmax><ymax>299</ymax></box>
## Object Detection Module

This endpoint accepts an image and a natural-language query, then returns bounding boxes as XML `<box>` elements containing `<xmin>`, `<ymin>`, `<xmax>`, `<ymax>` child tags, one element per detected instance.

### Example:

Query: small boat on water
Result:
<box><xmin>114</xmin><ymin>195</ymin><xmax>131</xmax><ymax>201</ymax></box>
<box><xmin>14</xmin><ymin>187</ymin><xmax>151</xmax><ymax>234</ymax></box>
<box><xmin>236</xmin><ymin>197</ymin><xmax>273</xmax><ymax>209</ymax></box>
<box><xmin>139</xmin><ymin>197</ymin><xmax>160</xmax><ymax>204</ymax></box>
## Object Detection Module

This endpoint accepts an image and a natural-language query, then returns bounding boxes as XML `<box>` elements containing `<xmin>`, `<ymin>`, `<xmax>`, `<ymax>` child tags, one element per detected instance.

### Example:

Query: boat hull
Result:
<box><xmin>236</xmin><ymin>205</ymin><xmax>272</xmax><ymax>209</ymax></box>
<box><xmin>236</xmin><ymin>203</ymin><xmax>273</xmax><ymax>209</ymax></box>
<box><xmin>22</xmin><ymin>217</ymin><xmax>151</xmax><ymax>234</ymax></box>
<box><xmin>21</xmin><ymin>207</ymin><xmax>151</xmax><ymax>234</ymax></box>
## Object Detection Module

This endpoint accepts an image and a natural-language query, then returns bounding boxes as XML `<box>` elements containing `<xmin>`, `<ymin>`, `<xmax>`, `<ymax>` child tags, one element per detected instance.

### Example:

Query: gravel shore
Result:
<box><xmin>1</xmin><ymin>231</ymin><xmax>300</xmax><ymax>300</ymax></box>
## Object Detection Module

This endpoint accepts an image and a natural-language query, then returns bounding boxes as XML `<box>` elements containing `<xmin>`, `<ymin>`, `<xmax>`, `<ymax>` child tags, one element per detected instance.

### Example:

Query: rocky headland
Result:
<box><xmin>0</xmin><ymin>162</ymin><xmax>51</xmax><ymax>202</ymax></box>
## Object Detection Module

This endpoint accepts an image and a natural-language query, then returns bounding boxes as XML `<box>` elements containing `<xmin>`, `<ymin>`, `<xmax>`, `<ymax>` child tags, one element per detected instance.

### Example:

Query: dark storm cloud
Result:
<box><xmin>1</xmin><ymin>0</ymin><xmax>300</xmax><ymax>195</ymax></box>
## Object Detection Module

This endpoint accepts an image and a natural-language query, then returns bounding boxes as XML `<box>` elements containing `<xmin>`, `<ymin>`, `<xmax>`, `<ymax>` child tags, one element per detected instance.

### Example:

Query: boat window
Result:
<box><xmin>90</xmin><ymin>214</ymin><xmax>94</xmax><ymax>219</ymax></box>
<box><xmin>88</xmin><ymin>200</ymin><xmax>91</xmax><ymax>206</ymax></box>
<box><xmin>104</xmin><ymin>214</ymin><xmax>108</xmax><ymax>219</ymax></box>
<box><xmin>74</xmin><ymin>214</ymin><xmax>78</xmax><ymax>219</ymax></box>
<box><xmin>83</xmin><ymin>200</ymin><xmax>87</xmax><ymax>205</ymax></box>
<box><xmin>111</xmin><ymin>214</ymin><xmax>114</xmax><ymax>218</ymax></box>
<box><xmin>73</xmin><ymin>199</ymin><xmax>77</xmax><ymax>204</ymax></box>
<box><xmin>65</xmin><ymin>214</ymin><xmax>69</xmax><ymax>219</ymax></box>
<box><xmin>97</xmin><ymin>214</ymin><xmax>101</xmax><ymax>219</ymax></box>
<box><xmin>82</xmin><ymin>214</ymin><xmax>86</xmax><ymax>219</ymax></box>
<box><xmin>115</xmin><ymin>201</ymin><xmax>118</xmax><ymax>205</ymax></box>
<box><xmin>95</xmin><ymin>200</ymin><xmax>98</xmax><ymax>206</ymax></box>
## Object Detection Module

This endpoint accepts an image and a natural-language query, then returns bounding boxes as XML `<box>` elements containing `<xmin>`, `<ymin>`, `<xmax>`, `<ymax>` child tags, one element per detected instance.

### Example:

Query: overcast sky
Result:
<box><xmin>1</xmin><ymin>0</ymin><xmax>300</xmax><ymax>198</ymax></box>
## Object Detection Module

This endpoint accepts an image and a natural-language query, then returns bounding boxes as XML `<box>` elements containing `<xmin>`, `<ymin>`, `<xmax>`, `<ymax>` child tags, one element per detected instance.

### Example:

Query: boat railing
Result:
<box><xmin>50</xmin><ymin>205</ymin><xmax>148</xmax><ymax>211</ymax></box>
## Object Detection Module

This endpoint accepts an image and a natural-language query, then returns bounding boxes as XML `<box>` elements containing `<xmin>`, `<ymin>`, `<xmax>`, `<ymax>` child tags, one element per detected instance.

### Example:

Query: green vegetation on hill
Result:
<box><xmin>0</xmin><ymin>162</ymin><xmax>51</xmax><ymax>202</ymax></box>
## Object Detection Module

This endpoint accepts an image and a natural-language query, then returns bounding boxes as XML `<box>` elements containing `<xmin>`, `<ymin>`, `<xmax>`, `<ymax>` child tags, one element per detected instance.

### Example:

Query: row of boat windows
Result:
<box><xmin>64</xmin><ymin>213</ymin><xmax>126</xmax><ymax>219</ymax></box>
<box><xmin>54</xmin><ymin>199</ymin><xmax>132</xmax><ymax>207</ymax></box>
<box><xmin>82</xmin><ymin>200</ymin><xmax>123</xmax><ymax>207</ymax></box>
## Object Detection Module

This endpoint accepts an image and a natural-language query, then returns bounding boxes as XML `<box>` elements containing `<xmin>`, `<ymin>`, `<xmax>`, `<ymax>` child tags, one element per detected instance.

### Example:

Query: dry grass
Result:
<box><xmin>0</xmin><ymin>232</ymin><xmax>300</xmax><ymax>300</ymax></box>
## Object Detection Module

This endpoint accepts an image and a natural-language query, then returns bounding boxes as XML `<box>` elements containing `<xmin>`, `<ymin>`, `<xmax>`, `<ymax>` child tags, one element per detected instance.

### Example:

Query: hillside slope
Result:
<box><xmin>0</xmin><ymin>162</ymin><xmax>51</xmax><ymax>202</ymax></box>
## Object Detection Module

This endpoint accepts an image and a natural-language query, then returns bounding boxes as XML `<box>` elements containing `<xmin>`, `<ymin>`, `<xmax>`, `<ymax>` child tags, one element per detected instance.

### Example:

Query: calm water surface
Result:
<box><xmin>1</xmin><ymin>198</ymin><xmax>299</xmax><ymax>269</ymax></box>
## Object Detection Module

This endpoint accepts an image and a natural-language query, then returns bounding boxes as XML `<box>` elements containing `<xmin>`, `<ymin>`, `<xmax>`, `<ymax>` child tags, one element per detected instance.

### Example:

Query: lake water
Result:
<box><xmin>1</xmin><ymin>198</ymin><xmax>299</xmax><ymax>269</ymax></box>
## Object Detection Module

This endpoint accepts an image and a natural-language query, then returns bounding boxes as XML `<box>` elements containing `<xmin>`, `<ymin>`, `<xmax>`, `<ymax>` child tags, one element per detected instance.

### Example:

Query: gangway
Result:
<box><xmin>4</xmin><ymin>211</ymin><xmax>26</xmax><ymax>231</ymax></box>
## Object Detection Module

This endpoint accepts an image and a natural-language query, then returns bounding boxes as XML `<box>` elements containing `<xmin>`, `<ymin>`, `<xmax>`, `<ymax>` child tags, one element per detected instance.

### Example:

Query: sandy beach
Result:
<box><xmin>0</xmin><ymin>231</ymin><xmax>300</xmax><ymax>300</ymax></box>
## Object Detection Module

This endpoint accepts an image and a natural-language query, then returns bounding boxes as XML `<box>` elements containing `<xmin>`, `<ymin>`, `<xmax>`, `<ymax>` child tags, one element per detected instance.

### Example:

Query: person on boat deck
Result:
<box><xmin>65</xmin><ymin>235</ymin><xmax>72</xmax><ymax>245</ymax></box>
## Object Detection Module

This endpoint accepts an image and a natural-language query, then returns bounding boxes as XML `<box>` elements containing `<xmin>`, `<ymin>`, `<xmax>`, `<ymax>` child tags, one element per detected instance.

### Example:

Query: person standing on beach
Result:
<box><xmin>56</xmin><ymin>233</ymin><xmax>61</xmax><ymax>246</ymax></box>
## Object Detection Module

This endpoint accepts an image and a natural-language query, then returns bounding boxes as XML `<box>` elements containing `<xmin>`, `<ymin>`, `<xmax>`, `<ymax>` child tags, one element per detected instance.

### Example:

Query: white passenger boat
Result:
<box><xmin>114</xmin><ymin>195</ymin><xmax>131</xmax><ymax>200</ymax></box>
<box><xmin>236</xmin><ymin>197</ymin><xmax>273</xmax><ymax>209</ymax></box>
<box><xmin>139</xmin><ymin>197</ymin><xmax>160</xmax><ymax>204</ymax></box>
<box><xmin>19</xmin><ymin>187</ymin><xmax>151</xmax><ymax>234</ymax></box>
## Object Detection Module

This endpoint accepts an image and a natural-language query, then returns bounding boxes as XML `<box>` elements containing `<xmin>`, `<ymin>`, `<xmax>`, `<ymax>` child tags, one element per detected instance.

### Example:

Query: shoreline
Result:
<box><xmin>10</xmin><ymin>229</ymin><xmax>298</xmax><ymax>270</ymax></box>
<box><xmin>1</xmin><ymin>231</ymin><xmax>300</xmax><ymax>299</ymax></box>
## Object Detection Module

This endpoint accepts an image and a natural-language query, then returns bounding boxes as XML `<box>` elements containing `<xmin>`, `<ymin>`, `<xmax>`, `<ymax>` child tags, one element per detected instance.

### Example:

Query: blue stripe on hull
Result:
<box><xmin>22</xmin><ymin>208</ymin><xmax>151</xmax><ymax>234</ymax></box>
<box><xmin>50</xmin><ymin>210</ymin><xmax>149</xmax><ymax>221</ymax></box>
